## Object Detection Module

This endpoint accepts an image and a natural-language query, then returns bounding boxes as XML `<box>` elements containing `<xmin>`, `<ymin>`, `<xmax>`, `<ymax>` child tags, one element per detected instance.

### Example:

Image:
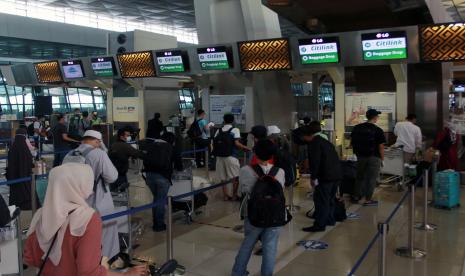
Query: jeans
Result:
<box><xmin>232</xmin><ymin>219</ymin><xmax>281</xmax><ymax>276</ymax></box>
<box><xmin>53</xmin><ymin>147</ymin><xmax>69</xmax><ymax>167</ymax></box>
<box><xmin>313</xmin><ymin>181</ymin><xmax>337</xmax><ymax>228</ymax></box>
<box><xmin>145</xmin><ymin>172</ymin><xmax>171</xmax><ymax>228</ymax></box>
<box><xmin>354</xmin><ymin>156</ymin><xmax>382</xmax><ymax>200</ymax></box>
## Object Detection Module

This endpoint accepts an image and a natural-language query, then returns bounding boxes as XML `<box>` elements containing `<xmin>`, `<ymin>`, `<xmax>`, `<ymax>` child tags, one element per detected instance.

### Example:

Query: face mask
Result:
<box><xmin>126</xmin><ymin>136</ymin><xmax>132</xmax><ymax>142</ymax></box>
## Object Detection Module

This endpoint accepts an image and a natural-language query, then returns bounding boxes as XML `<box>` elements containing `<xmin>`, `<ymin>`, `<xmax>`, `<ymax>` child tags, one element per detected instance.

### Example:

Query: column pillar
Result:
<box><xmin>391</xmin><ymin>64</ymin><xmax>408</xmax><ymax>121</ymax></box>
<box><xmin>327</xmin><ymin>67</ymin><xmax>345</xmax><ymax>145</ymax></box>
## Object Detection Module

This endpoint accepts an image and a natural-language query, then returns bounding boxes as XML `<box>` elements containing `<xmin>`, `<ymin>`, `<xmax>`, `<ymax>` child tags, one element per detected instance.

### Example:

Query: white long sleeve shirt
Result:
<box><xmin>394</xmin><ymin>121</ymin><xmax>422</xmax><ymax>154</ymax></box>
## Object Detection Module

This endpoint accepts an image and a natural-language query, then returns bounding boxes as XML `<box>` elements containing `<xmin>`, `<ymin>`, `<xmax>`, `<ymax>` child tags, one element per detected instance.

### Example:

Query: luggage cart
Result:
<box><xmin>380</xmin><ymin>147</ymin><xmax>405</xmax><ymax>191</ymax></box>
<box><xmin>112</xmin><ymin>189</ymin><xmax>136</xmax><ymax>257</ymax></box>
<box><xmin>169</xmin><ymin>160</ymin><xmax>195</xmax><ymax>224</ymax></box>
<box><xmin>0</xmin><ymin>208</ymin><xmax>22</xmax><ymax>276</ymax></box>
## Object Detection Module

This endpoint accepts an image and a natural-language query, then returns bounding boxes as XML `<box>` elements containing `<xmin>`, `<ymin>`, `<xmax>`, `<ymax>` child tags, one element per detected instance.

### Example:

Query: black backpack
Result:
<box><xmin>212</xmin><ymin>128</ymin><xmax>234</xmax><ymax>157</ymax></box>
<box><xmin>187</xmin><ymin>119</ymin><xmax>202</xmax><ymax>140</ymax></box>
<box><xmin>248</xmin><ymin>165</ymin><xmax>292</xmax><ymax>228</ymax></box>
<box><xmin>352</xmin><ymin>123</ymin><xmax>376</xmax><ymax>156</ymax></box>
<box><xmin>274</xmin><ymin>148</ymin><xmax>296</xmax><ymax>187</ymax></box>
<box><xmin>142</xmin><ymin>139</ymin><xmax>172</xmax><ymax>172</ymax></box>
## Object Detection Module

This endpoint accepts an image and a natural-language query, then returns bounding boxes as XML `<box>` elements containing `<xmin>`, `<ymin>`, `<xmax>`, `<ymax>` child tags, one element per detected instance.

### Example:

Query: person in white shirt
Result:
<box><xmin>394</xmin><ymin>114</ymin><xmax>422</xmax><ymax>164</ymax></box>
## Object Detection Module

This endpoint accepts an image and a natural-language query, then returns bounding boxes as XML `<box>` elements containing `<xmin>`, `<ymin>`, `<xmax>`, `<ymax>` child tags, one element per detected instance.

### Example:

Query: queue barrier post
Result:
<box><xmin>205</xmin><ymin>149</ymin><xmax>210</xmax><ymax>181</ymax></box>
<box><xmin>31</xmin><ymin>174</ymin><xmax>37</xmax><ymax>216</ymax></box>
<box><xmin>378</xmin><ymin>222</ymin><xmax>388</xmax><ymax>276</ymax></box>
<box><xmin>288</xmin><ymin>183</ymin><xmax>300</xmax><ymax>213</ymax></box>
<box><xmin>166</xmin><ymin>196</ymin><xmax>173</xmax><ymax>262</ymax></box>
<box><xmin>415</xmin><ymin>169</ymin><xmax>437</xmax><ymax>231</ymax></box>
<box><xmin>431</xmin><ymin>152</ymin><xmax>439</xmax><ymax>206</ymax></box>
<box><xmin>395</xmin><ymin>182</ymin><xmax>426</xmax><ymax>259</ymax></box>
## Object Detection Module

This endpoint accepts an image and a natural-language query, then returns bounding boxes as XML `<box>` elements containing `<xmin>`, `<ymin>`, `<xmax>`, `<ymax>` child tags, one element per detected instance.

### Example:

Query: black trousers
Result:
<box><xmin>313</xmin><ymin>181</ymin><xmax>338</xmax><ymax>228</ymax></box>
<box><xmin>194</xmin><ymin>138</ymin><xmax>210</xmax><ymax>167</ymax></box>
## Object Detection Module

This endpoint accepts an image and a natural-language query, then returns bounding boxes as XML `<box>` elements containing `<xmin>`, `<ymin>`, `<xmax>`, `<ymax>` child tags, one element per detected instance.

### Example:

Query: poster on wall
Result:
<box><xmin>113</xmin><ymin>97</ymin><xmax>139</xmax><ymax>122</ymax></box>
<box><xmin>209</xmin><ymin>95</ymin><xmax>246</xmax><ymax>125</ymax></box>
<box><xmin>345</xmin><ymin>92</ymin><xmax>396</xmax><ymax>131</ymax></box>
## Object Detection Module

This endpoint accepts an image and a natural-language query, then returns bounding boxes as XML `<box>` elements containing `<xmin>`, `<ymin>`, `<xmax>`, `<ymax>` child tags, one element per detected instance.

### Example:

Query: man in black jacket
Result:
<box><xmin>146</xmin><ymin>112</ymin><xmax>164</xmax><ymax>139</ymax></box>
<box><xmin>301</xmin><ymin>121</ymin><xmax>342</xmax><ymax>232</ymax></box>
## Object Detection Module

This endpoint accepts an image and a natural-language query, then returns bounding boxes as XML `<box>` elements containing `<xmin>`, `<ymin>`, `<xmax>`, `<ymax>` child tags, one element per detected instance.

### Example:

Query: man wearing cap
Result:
<box><xmin>350</xmin><ymin>109</ymin><xmax>386</xmax><ymax>206</ymax></box>
<box><xmin>64</xmin><ymin>129</ymin><xmax>120</xmax><ymax>260</ymax></box>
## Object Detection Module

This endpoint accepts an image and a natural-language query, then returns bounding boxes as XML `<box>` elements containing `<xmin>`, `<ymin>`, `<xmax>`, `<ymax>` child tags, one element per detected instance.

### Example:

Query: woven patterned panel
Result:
<box><xmin>238</xmin><ymin>38</ymin><xmax>292</xmax><ymax>71</ymax></box>
<box><xmin>34</xmin><ymin>61</ymin><xmax>62</xmax><ymax>83</ymax></box>
<box><xmin>117</xmin><ymin>51</ymin><xmax>156</xmax><ymax>78</ymax></box>
<box><xmin>420</xmin><ymin>24</ymin><xmax>465</xmax><ymax>62</ymax></box>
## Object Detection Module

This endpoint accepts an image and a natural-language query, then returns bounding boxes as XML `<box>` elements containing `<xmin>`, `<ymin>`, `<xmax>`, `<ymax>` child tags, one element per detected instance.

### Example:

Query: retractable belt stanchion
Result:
<box><xmin>431</xmin><ymin>152</ymin><xmax>439</xmax><ymax>206</ymax></box>
<box><xmin>288</xmin><ymin>182</ymin><xmax>300</xmax><ymax>212</ymax></box>
<box><xmin>378</xmin><ymin>223</ymin><xmax>388</xmax><ymax>276</ymax></box>
<box><xmin>31</xmin><ymin>173</ymin><xmax>37</xmax><ymax>216</ymax></box>
<box><xmin>166</xmin><ymin>196</ymin><xmax>173</xmax><ymax>262</ymax></box>
<box><xmin>395</xmin><ymin>182</ymin><xmax>426</xmax><ymax>259</ymax></box>
<box><xmin>205</xmin><ymin>149</ymin><xmax>210</xmax><ymax>180</ymax></box>
<box><xmin>415</xmin><ymin>169</ymin><xmax>437</xmax><ymax>231</ymax></box>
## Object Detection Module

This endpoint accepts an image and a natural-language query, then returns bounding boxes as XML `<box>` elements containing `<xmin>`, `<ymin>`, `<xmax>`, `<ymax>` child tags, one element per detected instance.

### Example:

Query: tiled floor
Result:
<box><xmin>16</xmin><ymin>165</ymin><xmax>465</xmax><ymax>276</ymax></box>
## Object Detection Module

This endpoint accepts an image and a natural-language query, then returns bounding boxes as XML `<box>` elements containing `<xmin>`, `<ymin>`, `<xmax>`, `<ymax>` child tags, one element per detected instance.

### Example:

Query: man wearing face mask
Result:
<box><xmin>109</xmin><ymin>127</ymin><xmax>145</xmax><ymax>192</ymax></box>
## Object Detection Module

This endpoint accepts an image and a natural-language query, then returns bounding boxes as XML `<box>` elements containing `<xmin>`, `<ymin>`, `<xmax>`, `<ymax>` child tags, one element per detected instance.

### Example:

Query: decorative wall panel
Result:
<box><xmin>420</xmin><ymin>23</ymin><xmax>465</xmax><ymax>62</ymax></box>
<box><xmin>238</xmin><ymin>38</ymin><xmax>292</xmax><ymax>71</ymax></box>
<box><xmin>34</xmin><ymin>61</ymin><xmax>62</xmax><ymax>83</ymax></box>
<box><xmin>117</xmin><ymin>51</ymin><xmax>156</xmax><ymax>78</ymax></box>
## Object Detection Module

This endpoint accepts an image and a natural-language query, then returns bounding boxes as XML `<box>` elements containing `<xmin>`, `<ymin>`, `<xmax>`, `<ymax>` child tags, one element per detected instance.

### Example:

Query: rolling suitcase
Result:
<box><xmin>434</xmin><ymin>170</ymin><xmax>460</xmax><ymax>209</ymax></box>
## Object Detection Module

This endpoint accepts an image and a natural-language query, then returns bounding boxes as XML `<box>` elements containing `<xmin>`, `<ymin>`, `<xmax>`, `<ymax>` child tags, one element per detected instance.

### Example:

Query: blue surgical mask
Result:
<box><xmin>126</xmin><ymin>136</ymin><xmax>132</xmax><ymax>142</ymax></box>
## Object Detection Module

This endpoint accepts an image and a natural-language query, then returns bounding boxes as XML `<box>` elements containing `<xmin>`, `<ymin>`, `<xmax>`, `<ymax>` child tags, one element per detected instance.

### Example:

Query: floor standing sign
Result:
<box><xmin>113</xmin><ymin>97</ymin><xmax>139</xmax><ymax>122</ymax></box>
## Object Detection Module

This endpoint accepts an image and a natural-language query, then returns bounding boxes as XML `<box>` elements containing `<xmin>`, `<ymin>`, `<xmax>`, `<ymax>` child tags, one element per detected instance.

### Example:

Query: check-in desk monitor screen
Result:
<box><xmin>361</xmin><ymin>31</ymin><xmax>408</xmax><ymax>61</ymax></box>
<box><xmin>91</xmin><ymin>57</ymin><xmax>117</xmax><ymax>77</ymax></box>
<box><xmin>62</xmin><ymin>60</ymin><xmax>85</xmax><ymax>79</ymax></box>
<box><xmin>197</xmin><ymin>46</ymin><xmax>233</xmax><ymax>70</ymax></box>
<box><xmin>155</xmin><ymin>50</ymin><xmax>189</xmax><ymax>73</ymax></box>
<box><xmin>298</xmin><ymin>37</ymin><xmax>340</xmax><ymax>64</ymax></box>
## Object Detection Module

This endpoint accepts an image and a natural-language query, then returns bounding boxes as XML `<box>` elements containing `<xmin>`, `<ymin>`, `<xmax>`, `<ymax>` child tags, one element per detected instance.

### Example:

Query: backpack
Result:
<box><xmin>27</xmin><ymin>123</ymin><xmax>35</xmax><ymax>137</ymax></box>
<box><xmin>62</xmin><ymin>147</ymin><xmax>105</xmax><ymax>192</ymax></box>
<box><xmin>141</xmin><ymin>139</ymin><xmax>172</xmax><ymax>172</ymax></box>
<box><xmin>187</xmin><ymin>119</ymin><xmax>202</xmax><ymax>140</ymax></box>
<box><xmin>212</xmin><ymin>128</ymin><xmax>234</xmax><ymax>157</ymax></box>
<box><xmin>351</xmin><ymin>123</ymin><xmax>377</xmax><ymax>156</ymax></box>
<box><xmin>274</xmin><ymin>148</ymin><xmax>296</xmax><ymax>187</ymax></box>
<box><xmin>247</xmin><ymin>165</ymin><xmax>292</xmax><ymax>228</ymax></box>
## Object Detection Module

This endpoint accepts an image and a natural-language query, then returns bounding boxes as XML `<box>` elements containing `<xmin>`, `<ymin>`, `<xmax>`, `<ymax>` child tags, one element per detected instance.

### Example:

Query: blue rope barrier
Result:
<box><xmin>172</xmin><ymin>180</ymin><xmax>230</xmax><ymax>201</ymax></box>
<box><xmin>385</xmin><ymin>189</ymin><xmax>410</xmax><ymax>224</ymax></box>
<box><xmin>347</xmin><ymin>231</ymin><xmax>381</xmax><ymax>276</ymax></box>
<box><xmin>180</xmin><ymin>148</ymin><xmax>208</xmax><ymax>156</ymax></box>
<box><xmin>102</xmin><ymin>197</ymin><xmax>166</xmax><ymax>221</ymax></box>
<box><xmin>0</xmin><ymin>176</ymin><xmax>33</xmax><ymax>186</ymax></box>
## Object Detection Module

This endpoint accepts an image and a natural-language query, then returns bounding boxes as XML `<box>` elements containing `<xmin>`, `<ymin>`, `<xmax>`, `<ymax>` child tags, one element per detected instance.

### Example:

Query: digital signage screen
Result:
<box><xmin>238</xmin><ymin>38</ymin><xmax>292</xmax><ymax>72</ymax></box>
<box><xmin>361</xmin><ymin>31</ymin><xmax>408</xmax><ymax>61</ymax></box>
<box><xmin>197</xmin><ymin>46</ymin><xmax>233</xmax><ymax>70</ymax></box>
<box><xmin>155</xmin><ymin>50</ymin><xmax>189</xmax><ymax>73</ymax></box>
<box><xmin>91</xmin><ymin>57</ymin><xmax>117</xmax><ymax>77</ymax></box>
<box><xmin>298</xmin><ymin>37</ymin><xmax>340</xmax><ymax>64</ymax></box>
<box><xmin>61</xmin><ymin>60</ymin><xmax>85</xmax><ymax>79</ymax></box>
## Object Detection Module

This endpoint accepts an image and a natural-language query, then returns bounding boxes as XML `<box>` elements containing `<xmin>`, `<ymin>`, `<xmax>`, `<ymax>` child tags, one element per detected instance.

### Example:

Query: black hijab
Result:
<box><xmin>7</xmin><ymin>128</ymin><xmax>33</xmax><ymax>210</ymax></box>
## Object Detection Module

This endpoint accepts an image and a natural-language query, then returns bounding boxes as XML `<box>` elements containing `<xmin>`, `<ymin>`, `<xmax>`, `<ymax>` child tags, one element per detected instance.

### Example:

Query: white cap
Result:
<box><xmin>267</xmin><ymin>125</ymin><xmax>281</xmax><ymax>135</ymax></box>
<box><xmin>83</xmin><ymin>130</ymin><xmax>102</xmax><ymax>140</ymax></box>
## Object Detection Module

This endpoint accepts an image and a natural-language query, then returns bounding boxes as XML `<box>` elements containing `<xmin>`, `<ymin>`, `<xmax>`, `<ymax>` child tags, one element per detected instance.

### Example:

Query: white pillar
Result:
<box><xmin>391</xmin><ymin>64</ymin><xmax>408</xmax><ymax>121</ymax></box>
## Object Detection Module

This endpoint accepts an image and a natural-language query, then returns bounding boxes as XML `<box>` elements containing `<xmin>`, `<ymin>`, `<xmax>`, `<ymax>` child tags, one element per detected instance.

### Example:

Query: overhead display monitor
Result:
<box><xmin>361</xmin><ymin>31</ymin><xmax>408</xmax><ymax>61</ymax></box>
<box><xmin>298</xmin><ymin>37</ymin><xmax>340</xmax><ymax>64</ymax></box>
<box><xmin>238</xmin><ymin>38</ymin><xmax>292</xmax><ymax>72</ymax></box>
<box><xmin>34</xmin><ymin>61</ymin><xmax>63</xmax><ymax>83</ymax></box>
<box><xmin>117</xmin><ymin>51</ymin><xmax>156</xmax><ymax>78</ymax></box>
<box><xmin>155</xmin><ymin>50</ymin><xmax>190</xmax><ymax>73</ymax></box>
<box><xmin>91</xmin><ymin>57</ymin><xmax>117</xmax><ymax>77</ymax></box>
<box><xmin>197</xmin><ymin>46</ymin><xmax>233</xmax><ymax>70</ymax></box>
<box><xmin>61</xmin><ymin>60</ymin><xmax>85</xmax><ymax>79</ymax></box>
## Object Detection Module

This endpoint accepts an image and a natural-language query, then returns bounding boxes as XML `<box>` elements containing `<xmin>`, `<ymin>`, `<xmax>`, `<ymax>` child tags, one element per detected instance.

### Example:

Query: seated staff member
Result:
<box><xmin>300</xmin><ymin>122</ymin><xmax>342</xmax><ymax>232</ymax></box>
<box><xmin>24</xmin><ymin>163</ymin><xmax>147</xmax><ymax>276</ymax></box>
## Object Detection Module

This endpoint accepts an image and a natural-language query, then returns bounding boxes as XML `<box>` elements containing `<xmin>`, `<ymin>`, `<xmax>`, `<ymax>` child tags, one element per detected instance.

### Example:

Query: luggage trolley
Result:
<box><xmin>380</xmin><ymin>146</ymin><xmax>405</xmax><ymax>191</ymax></box>
<box><xmin>0</xmin><ymin>208</ymin><xmax>22</xmax><ymax>276</ymax></box>
<box><xmin>169</xmin><ymin>160</ymin><xmax>195</xmax><ymax>224</ymax></box>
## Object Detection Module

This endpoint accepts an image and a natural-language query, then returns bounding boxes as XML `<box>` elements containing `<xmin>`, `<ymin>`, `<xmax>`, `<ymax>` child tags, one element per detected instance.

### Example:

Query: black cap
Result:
<box><xmin>366</xmin><ymin>109</ymin><xmax>381</xmax><ymax>119</ymax></box>
<box><xmin>250</xmin><ymin>125</ymin><xmax>267</xmax><ymax>140</ymax></box>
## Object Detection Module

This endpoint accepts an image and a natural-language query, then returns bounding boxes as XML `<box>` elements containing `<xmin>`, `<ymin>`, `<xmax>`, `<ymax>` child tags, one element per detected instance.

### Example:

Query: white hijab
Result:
<box><xmin>27</xmin><ymin>163</ymin><xmax>96</xmax><ymax>265</ymax></box>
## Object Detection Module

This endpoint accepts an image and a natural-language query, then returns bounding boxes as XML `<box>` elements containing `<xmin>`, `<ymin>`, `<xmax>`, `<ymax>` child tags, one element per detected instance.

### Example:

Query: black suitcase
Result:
<box><xmin>340</xmin><ymin>161</ymin><xmax>357</xmax><ymax>196</ymax></box>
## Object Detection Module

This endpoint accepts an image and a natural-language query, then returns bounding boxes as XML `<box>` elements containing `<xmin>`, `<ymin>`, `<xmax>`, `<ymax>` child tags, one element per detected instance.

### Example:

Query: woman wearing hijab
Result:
<box><xmin>24</xmin><ymin>163</ymin><xmax>147</xmax><ymax>276</ymax></box>
<box><xmin>433</xmin><ymin>122</ymin><xmax>460</xmax><ymax>171</ymax></box>
<box><xmin>7</xmin><ymin>128</ymin><xmax>34</xmax><ymax>210</ymax></box>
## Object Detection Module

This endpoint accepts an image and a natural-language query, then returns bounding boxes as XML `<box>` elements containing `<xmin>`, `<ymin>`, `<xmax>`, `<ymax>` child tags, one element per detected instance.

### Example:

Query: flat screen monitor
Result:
<box><xmin>361</xmin><ymin>31</ymin><xmax>408</xmax><ymax>61</ymax></box>
<box><xmin>61</xmin><ymin>60</ymin><xmax>85</xmax><ymax>79</ymax></box>
<box><xmin>155</xmin><ymin>50</ymin><xmax>189</xmax><ymax>73</ymax></box>
<box><xmin>197</xmin><ymin>46</ymin><xmax>233</xmax><ymax>70</ymax></box>
<box><xmin>298</xmin><ymin>37</ymin><xmax>340</xmax><ymax>64</ymax></box>
<box><xmin>91</xmin><ymin>57</ymin><xmax>117</xmax><ymax>77</ymax></box>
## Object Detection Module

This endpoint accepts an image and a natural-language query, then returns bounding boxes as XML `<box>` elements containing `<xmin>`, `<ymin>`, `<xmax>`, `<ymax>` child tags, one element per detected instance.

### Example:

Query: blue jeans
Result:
<box><xmin>232</xmin><ymin>219</ymin><xmax>281</xmax><ymax>276</ymax></box>
<box><xmin>53</xmin><ymin>147</ymin><xmax>69</xmax><ymax>167</ymax></box>
<box><xmin>145</xmin><ymin>172</ymin><xmax>170</xmax><ymax>228</ymax></box>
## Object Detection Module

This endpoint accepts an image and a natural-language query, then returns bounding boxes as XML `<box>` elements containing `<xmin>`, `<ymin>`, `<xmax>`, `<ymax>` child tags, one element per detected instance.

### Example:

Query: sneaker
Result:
<box><xmin>302</xmin><ymin>225</ymin><xmax>326</xmax><ymax>232</ymax></box>
<box><xmin>363</xmin><ymin>200</ymin><xmax>378</xmax><ymax>206</ymax></box>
